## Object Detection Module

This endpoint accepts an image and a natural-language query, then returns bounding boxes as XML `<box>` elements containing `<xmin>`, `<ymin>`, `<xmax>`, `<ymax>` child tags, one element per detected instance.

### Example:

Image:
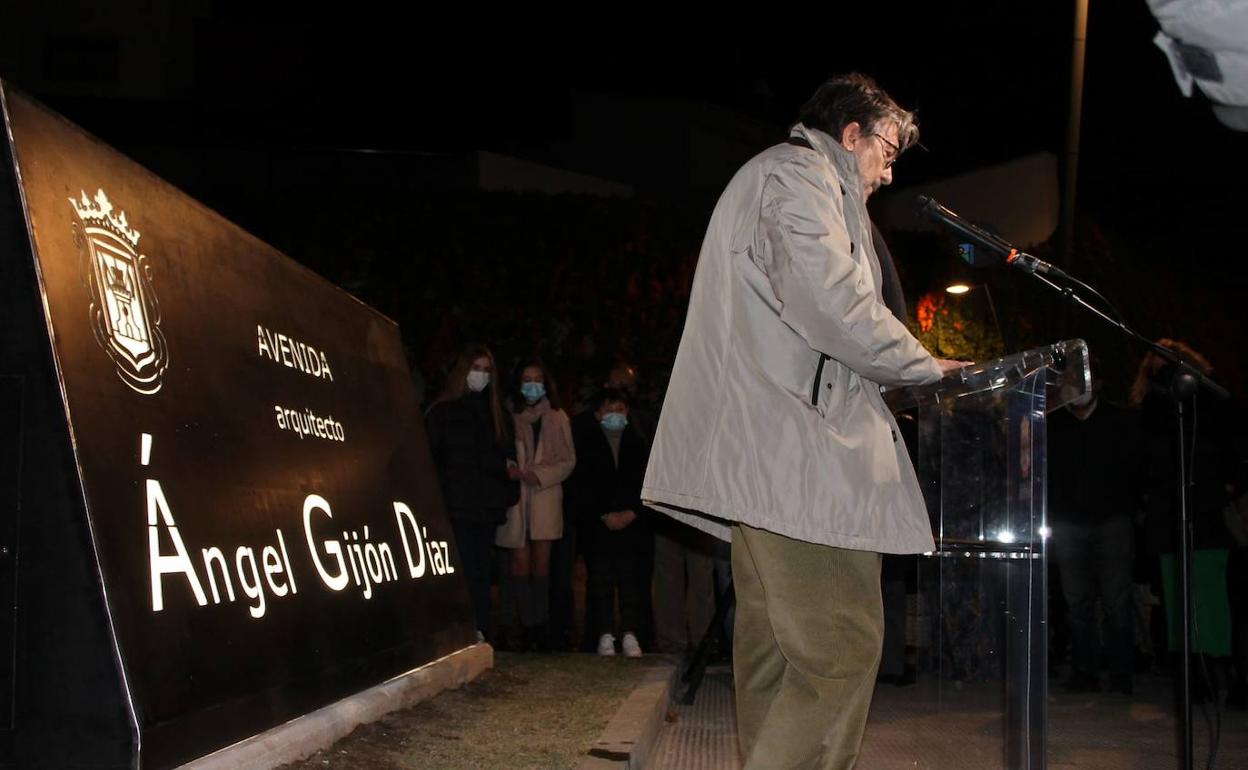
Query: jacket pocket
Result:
<box><xmin>810</xmin><ymin>353</ymin><xmax>830</xmax><ymax>407</ymax></box>
<box><xmin>807</xmin><ymin>352</ymin><xmax>837</xmax><ymax>418</ymax></box>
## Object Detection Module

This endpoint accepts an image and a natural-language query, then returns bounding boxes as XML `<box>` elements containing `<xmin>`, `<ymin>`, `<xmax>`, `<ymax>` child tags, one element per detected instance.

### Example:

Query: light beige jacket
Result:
<box><xmin>642</xmin><ymin>124</ymin><xmax>942</xmax><ymax>554</ymax></box>
<box><xmin>496</xmin><ymin>407</ymin><xmax>575</xmax><ymax>547</ymax></box>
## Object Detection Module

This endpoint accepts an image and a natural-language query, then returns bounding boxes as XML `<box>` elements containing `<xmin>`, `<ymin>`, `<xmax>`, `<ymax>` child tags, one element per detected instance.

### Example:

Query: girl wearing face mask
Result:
<box><xmin>496</xmin><ymin>358</ymin><xmax>576</xmax><ymax>650</ymax></box>
<box><xmin>425</xmin><ymin>345</ymin><xmax>518</xmax><ymax>644</ymax></box>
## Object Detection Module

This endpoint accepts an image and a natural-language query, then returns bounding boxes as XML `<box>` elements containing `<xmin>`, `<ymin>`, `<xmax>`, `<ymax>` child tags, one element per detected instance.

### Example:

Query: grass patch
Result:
<box><xmin>281</xmin><ymin>652</ymin><xmax>652</xmax><ymax>770</ymax></box>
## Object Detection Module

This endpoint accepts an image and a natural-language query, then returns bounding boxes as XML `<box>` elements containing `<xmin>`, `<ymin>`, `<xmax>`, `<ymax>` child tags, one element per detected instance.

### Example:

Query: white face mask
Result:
<box><xmin>466</xmin><ymin>370</ymin><xmax>490</xmax><ymax>392</ymax></box>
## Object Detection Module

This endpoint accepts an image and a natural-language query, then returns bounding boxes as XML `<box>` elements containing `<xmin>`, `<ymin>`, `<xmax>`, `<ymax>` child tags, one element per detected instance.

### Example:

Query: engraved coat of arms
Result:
<box><xmin>70</xmin><ymin>189</ymin><xmax>169</xmax><ymax>394</ymax></box>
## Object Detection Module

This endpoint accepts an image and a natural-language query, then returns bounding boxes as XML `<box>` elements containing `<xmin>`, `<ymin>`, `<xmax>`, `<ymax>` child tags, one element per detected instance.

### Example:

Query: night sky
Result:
<box><xmin>6</xmin><ymin>3</ymin><xmax>1248</xmax><ymax>394</ymax></box>
<box><xmin>46</xmin><ymin>4</ymin><xmax>1238</xmax><ymax>249</ymax></box>
<box><xmin>162</xmin><ymin>4</ymin><xmax>1241</xmax><ymax>212</ymax></box>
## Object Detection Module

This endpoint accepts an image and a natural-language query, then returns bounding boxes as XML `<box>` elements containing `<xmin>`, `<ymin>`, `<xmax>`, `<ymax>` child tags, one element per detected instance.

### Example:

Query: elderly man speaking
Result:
<box><xmin>642</xmin><ymin>73</ymin><xmax>961</xmax><ymax>769</ymax></box>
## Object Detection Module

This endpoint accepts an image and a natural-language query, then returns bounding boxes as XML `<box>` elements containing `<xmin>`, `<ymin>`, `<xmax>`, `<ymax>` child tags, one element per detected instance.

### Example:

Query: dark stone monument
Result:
<box><xmin>0</xmin><ymin>82</ymin><xmax>474</xmax><ymax>769</ymax></box>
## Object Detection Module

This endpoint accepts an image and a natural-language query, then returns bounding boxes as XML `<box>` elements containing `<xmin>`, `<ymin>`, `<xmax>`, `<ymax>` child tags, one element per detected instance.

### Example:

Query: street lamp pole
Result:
<box><xmin>945</xmin><ymin>282</ymin><xmax>1006</xmax><ymax>355</ymax></box>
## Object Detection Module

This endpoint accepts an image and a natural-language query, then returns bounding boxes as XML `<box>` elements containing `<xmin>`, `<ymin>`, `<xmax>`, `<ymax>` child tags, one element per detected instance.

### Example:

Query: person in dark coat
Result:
<box><xmin>425</xmin><ymin>344</ymin><xmax>518</xmax><ymax>642</ymax></box>
<box><xmin>1048</xmin><ymin>376</ymin><xmax>1142</xmax><ymax>695</ymax></box>
<box><xmin>567</xmin><ymin>388</ymin><xmax>651</xmax><ymax>657</ymax></box>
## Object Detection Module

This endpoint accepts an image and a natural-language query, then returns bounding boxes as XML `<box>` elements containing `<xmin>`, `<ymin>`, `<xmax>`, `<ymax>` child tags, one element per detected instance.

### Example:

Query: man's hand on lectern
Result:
<box><xmin>936</xmin><ymin>358</ymin><xmax>972</xmax><ymax>375</ymax></box>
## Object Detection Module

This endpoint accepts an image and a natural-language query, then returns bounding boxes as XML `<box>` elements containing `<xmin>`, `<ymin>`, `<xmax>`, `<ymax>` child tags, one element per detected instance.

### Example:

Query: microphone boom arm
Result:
<box><xmin>915</xmin><ymin>195</ymin><xmax>1225</xmax><ymax>399</ymax></box>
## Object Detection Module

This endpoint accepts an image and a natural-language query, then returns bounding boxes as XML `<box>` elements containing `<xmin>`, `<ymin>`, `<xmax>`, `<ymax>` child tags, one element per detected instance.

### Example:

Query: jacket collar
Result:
<box><xmin>789</xmin><ymin>122</ymin><xmax>880</xmax><ymax>292</ymax></box>
<box><xmin>791</xmin><ymin>123</ymin><xmax>862</xmax><ymax>193</ymax></box>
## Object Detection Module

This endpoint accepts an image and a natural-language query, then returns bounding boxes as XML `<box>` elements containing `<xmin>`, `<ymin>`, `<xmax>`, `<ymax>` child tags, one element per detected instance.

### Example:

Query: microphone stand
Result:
<box><xmin>1019</xmin><ymin>267</ymin><xmax>1227</xmax><ymax>770</ymax></box>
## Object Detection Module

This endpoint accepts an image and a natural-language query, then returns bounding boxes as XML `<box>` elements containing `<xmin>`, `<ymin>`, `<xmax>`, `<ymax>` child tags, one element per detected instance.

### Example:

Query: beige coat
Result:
<box><xmin>496</xmin><ymin>407</ymin><xmax>575</xmax><ymax>547</ymax></box>
<box><xmin>642</xmin><ymin>124</ymin><xmax>943</xmax><ymax>554</ymax></box>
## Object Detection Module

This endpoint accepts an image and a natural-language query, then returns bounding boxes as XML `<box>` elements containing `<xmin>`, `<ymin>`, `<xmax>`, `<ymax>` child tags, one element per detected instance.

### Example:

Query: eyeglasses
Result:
<box><xmin>871</xmin><ymin>133</ymin><xmax>900</xmax><ymax>168</ymax></box>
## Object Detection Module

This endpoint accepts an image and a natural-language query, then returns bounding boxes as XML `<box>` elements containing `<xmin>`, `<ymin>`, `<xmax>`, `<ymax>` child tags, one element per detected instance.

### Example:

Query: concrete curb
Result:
<box><xmin>178</xmin><ymin>642</ymin><xmax>494</xmax><ymax>770</ymax></box>
<box><xmin>579</xmin><ymin>656</ymin><xmax>680</xmax><ymax>770</ymax></box>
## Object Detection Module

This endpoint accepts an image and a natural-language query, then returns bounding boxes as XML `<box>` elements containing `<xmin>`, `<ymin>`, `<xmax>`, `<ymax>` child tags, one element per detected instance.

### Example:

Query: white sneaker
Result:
<box><xmin>598</xmin><ymin>633</ymin><xmax>617</xmax><ymax>656</ymax></box>
<box><xmin>621</xmin><ymin>632</ymin><xmax>642</xmax><ymax>658</ymax></box>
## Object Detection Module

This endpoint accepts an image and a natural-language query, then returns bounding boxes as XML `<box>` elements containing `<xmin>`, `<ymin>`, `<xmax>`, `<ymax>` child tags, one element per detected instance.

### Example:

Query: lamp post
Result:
<box><xmin>945</xmin><ymin>282</ymin><xmax>1006</xmax><ymax>355</ymax></box>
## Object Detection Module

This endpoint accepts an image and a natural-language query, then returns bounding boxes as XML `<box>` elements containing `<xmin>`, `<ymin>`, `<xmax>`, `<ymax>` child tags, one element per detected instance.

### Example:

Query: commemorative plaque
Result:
<box><xmin>0</xmin><ymin>82</ymin><xmax>474</xmax><ymax>768</ymax></box>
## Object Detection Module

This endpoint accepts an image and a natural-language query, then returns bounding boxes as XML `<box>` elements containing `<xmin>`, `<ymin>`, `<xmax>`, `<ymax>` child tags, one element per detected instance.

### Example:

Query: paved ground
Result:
<box><xmin>646</xmin><ymin>666</ymin><xmax>1248</xmax><ymax>769</ymax></box>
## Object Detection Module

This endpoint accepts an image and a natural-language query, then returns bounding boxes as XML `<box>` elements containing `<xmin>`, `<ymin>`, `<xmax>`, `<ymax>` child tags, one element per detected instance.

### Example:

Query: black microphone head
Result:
<box><xmin>915</xmin><ymin>194</ymin><xmax>933</xmax><ymax>214</ymax></box>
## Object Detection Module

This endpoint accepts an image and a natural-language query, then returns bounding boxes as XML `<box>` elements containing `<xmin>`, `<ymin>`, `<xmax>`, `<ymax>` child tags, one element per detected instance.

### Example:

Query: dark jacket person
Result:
<box><xmin>567</xmin><ymin>389</ymin><xmax>651</xmax><ymax>657</ymax></box>
<box><xmin>426</xmin><ymin>344</ymin><xmax>518</xmax><ymax>640</ymax></box>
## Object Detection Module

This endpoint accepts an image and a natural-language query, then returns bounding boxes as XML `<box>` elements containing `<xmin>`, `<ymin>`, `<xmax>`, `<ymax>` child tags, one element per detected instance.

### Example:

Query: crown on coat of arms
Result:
<box><xmin>69</xmin><ymin>189</ymin><xmax>141</xmax><ymax>248</ymax></box>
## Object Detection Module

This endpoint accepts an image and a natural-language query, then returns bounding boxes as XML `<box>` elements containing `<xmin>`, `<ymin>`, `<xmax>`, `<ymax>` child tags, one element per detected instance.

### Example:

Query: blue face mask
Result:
<box><xmin>521</xmin><ymin>381</ymin><xmax>546</xmax><ymax>404</ymax></box>
<box><xmin>600</xmin><ymin>412</ymin><xmax>628</xmax><ymax>431</ymax></box>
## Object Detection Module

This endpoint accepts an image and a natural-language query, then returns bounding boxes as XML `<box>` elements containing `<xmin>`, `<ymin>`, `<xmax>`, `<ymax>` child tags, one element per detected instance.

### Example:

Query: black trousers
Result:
<box><xmin>590</xmin><ymin>549</ymin><xmax>645</xmax><ymax>637</ymax></box>
<box><xmin>451</xmin><ymin>520</ymin><xmax>496</xmax><ymax>636</ymax></box>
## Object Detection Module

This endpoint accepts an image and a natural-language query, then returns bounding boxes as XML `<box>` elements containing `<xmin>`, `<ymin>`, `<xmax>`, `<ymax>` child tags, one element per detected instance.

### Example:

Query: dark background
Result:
<box><xmin>3</xmin><ymin>2</ymin><xmax>1245</xmax><ymax>403</ymax></box>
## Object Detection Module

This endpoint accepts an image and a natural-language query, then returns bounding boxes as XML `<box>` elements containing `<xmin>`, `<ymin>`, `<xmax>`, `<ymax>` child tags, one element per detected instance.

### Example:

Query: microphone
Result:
<box><xmin>915</xmin><ymin>195</ymin><xmax>1068</xmax><ymax>279</ymax></box>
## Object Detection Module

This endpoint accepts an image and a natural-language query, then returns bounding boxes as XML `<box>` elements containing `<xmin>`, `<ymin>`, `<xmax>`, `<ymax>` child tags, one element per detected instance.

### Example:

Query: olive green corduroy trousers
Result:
<box><xmin>732</xmin><ymin>523</ymin><xmax>884</xmax><ymax>770</ymax></box>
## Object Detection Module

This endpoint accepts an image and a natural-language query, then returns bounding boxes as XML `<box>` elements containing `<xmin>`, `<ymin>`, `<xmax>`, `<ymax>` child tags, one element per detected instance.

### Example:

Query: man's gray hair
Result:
<box><xmin>798</xmin><ymin>73</ymin><xmax>919</xmax><ymax>152</ymax></box>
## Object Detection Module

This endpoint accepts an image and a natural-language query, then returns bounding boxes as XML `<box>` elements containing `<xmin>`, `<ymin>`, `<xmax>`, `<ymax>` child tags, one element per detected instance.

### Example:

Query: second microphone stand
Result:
<box><xmin>1019</xmin><ymin>262</ymin><xmax>1226</xmax><ymax>770</ymax></box>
